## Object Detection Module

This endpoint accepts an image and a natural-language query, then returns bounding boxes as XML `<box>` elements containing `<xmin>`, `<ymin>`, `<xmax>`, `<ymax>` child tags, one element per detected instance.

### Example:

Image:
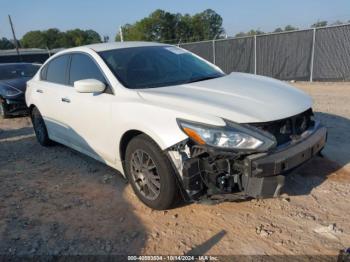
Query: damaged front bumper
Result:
<box><xmin>243</xmin><ymin>125</ymin><xmax>327</xmax><ymax>198</ymax></box>
<box><xmin>168</xmin><ymin>124</ymin><xmax>327</xmax><ymax>202</ymax></box>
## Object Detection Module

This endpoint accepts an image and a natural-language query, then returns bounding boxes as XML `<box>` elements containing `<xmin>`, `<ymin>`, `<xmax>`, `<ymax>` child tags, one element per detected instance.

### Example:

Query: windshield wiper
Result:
<box><xmin>185</xmin><ymin>74</ymin><xmax>223</xmax><ymax>84</ymax></box>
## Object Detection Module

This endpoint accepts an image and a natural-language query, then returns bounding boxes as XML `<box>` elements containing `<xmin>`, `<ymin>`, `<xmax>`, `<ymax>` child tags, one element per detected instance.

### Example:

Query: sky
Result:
<box><xmin>1</xmin><ymin>0</ymin><xmax>350</xmax><ymax>40</ymax></box>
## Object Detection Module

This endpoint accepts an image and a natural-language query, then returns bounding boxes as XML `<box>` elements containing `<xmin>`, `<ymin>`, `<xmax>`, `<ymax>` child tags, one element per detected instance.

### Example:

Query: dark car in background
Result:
<box><xmin>0</xmin><ymin>63</ymin><xmax>41</xmax><ymax>118</ymax></box>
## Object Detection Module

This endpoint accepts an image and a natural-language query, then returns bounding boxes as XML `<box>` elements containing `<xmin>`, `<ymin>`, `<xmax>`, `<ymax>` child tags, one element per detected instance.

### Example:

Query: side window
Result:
<box><xmin>46</xmin><ymin>55</ymin><xmax>69</xmax><ymax>85</ymax></box>
<box><xmin>69</xmin><ymin>54</ymin><xmax>107</xmax><ymax>86</ymax></box>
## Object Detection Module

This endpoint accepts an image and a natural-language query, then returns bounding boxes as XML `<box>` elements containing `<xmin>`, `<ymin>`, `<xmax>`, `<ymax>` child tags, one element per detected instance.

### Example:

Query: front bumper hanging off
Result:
<box><xmin>242</xmin><ymin>125</ymin><xmax>327</xmax><ymax>198</ymax></box>
<box><xmin>177</xmin><ymin>124</ymin><xmax>327</xmax><ymax>201</ymax></box>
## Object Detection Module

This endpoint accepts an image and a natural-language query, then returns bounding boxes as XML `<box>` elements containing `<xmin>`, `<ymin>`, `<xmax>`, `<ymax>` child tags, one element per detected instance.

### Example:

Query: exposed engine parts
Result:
<box><xmin>168</xmin><ymin>141</ymin><xmax>247</xmax><ymax>201</ymax></box>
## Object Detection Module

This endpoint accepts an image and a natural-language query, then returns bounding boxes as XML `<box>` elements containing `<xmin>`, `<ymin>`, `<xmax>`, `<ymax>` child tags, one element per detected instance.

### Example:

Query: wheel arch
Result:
<box><xmin>118</xmin><ymin>128</ymin><xmax>173</xmax><ymax>172</ymax></box>
<box><xmin>119</xmin><ymin>129</ymin><xmax>144</xmax><ymax>166</ymax></box>
<box><xmin>28</xmin><ymin>104</ymin><xmax>36</xmax><ymax>115</ymax></box>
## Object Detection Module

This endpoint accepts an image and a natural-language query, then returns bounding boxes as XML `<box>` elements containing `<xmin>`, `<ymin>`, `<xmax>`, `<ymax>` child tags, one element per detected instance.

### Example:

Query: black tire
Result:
<box><xmin>0</xmin><ymin>100</ymin><xmax>9</xmax><ymax>119</ymax></box>
<box><xmin>125</xmin><ymin>134</ymin><xmax>178</xmax><ymax>210</ymax></box>
<box><xmin>31</xmin><ymin>107</ymin><xmax>52</xmax><ymax>146</ymax></box>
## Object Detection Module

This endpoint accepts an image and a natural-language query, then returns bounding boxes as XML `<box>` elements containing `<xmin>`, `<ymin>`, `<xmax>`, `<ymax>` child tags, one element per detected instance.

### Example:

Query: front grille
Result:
<box><xmin>250</xmin><ymin>108</ymin><xmax>314</xmax><ymax>146</ymax></box>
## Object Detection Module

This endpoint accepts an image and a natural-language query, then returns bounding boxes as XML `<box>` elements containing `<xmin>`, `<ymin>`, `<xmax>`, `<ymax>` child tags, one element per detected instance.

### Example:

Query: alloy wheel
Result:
<box><xmin>130</xmin><ymin>149</ymin><xmax>161</xmax><ymax>200</ymax></box>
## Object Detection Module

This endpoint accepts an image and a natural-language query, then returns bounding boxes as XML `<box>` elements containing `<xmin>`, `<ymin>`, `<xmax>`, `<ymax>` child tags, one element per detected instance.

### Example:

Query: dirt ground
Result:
<box><xmin>0</xmin><ymin>82</ymin><xmax>349</xmax><ymax>257</ymax></box>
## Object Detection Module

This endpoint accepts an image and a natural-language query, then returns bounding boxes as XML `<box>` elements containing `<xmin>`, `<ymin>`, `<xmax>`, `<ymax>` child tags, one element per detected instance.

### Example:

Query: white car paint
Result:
<box><xmin>26</xmin><ymin>42</ymin><xmax>313</xmax><ymax>176</ymax></box>
<box><xmin>138</xmin><ymin>72</ymin><xmax>312</xmax><ymax>123</ymax></box>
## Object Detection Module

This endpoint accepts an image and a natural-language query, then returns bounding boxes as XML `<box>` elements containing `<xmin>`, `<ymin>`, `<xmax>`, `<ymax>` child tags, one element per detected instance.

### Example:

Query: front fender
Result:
<box><xmin>112</xmin><ymin>99</ymin><xmax>225</xmax><ymax>164</ymax></box>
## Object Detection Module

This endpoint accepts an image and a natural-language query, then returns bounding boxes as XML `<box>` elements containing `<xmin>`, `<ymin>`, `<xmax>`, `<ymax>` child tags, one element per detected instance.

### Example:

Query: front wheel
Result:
<box><xmin>125</xmin><ymin>134</ymin><xmax>179</xmax><ymax>210</ymax></box>
<box><xmin>31</xmin><ymin>107</ymin><xmax>53</xmax><ymax>146</ymax></box>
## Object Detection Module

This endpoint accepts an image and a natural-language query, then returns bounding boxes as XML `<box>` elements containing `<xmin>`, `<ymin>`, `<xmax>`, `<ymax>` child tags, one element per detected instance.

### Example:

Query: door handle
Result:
<box><xmin>36</xmin><ymin>89</ymin><xmax>43</xmax><ymax>93</ymax></box>
<box><xmin>61</xmin><ymin>97</ymin><xmax>71</xmax><ymax>103</ymax></box>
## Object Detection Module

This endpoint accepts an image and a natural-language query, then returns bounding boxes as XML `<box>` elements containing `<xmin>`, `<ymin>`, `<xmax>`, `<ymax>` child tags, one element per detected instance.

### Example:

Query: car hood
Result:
<box><xmin>0</xmin><ymin>77</ymin><xmax>30</xmax><ymax>93</ymax></box>
<box><xmin>137</xmin><ymin>72</ymin><xmax>312</xmax><ymax>123</ymax></box>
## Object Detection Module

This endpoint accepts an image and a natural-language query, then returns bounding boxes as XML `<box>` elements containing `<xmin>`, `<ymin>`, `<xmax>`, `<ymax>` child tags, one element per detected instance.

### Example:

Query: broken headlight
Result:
<box><xmin>177</xmin><ymin>119</ymin><xmax>276</xmax><ymax>151</ymax></box>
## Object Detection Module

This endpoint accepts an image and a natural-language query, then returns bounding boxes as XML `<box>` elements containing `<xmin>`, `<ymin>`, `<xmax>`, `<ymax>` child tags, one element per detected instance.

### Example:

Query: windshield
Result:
<box><xmin>99</xmin><ymin>46</ymin><xmax>224</xmax><ymax>89</ymax></box>
<box><xmin>0</xmin><ymin>64</ymin><xmax>40</xmax><ymax>80</ymax></box>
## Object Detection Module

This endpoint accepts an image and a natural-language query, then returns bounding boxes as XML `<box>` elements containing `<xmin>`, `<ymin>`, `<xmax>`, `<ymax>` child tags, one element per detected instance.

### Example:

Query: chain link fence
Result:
<box><xmin>180</xmin><ymin>24</ymin><xmax>350</xmax><ymax>81</ymax></box>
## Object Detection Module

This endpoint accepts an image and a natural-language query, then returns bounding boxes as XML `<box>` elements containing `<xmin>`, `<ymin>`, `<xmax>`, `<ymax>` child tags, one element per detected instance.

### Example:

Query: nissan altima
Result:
<box><xmin>25</xmin><ymin>42</ymin><xmax>327</xmax><ymax>209</ymax></box>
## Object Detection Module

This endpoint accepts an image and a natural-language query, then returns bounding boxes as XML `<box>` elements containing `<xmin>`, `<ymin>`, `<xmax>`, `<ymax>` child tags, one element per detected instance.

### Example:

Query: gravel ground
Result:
<box><xmin>0</xmin><ymin>82</ymin><xmax>349</xmax><ymax>256</ymax></box>
<box><xmin>293</xmin><ymin>82</ymin><xmax>350</xmax><ymax>170</ymax></box>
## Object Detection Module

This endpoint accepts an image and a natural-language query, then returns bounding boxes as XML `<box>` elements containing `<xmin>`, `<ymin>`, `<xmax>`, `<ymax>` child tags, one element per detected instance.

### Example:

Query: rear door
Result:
<box><xmin>63</xmin><ymin>53</ymin><xmax>115</xmax><ymax>163</ymax></box>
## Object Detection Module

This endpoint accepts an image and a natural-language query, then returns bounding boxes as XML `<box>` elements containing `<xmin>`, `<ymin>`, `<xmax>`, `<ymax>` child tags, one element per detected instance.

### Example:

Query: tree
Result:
<box><xmin>21</xmin><ymin>29</ymin><xmax>65</xmax><ymax>49</ymax></box>
<box><xmin>115</xmin><ymin>10</ymin><xmax>176</xmax><ymax>42</ymax></box>
<box><xmin>311</xmin><ymin>20</ymin><xmax>328</xmax><ymax>28</ymax></box>
<box><xmin>116</xmin><ymin>9</ymin><xmax>182</xmax><ymax>42</ymax></box>
<box><xmin>246</xmin><ymin>29</ymin><xmax>265</xmax><ymax>36</ymax></box>
<box><xmin>235</xmin><ymin>24</ymin><xmax>302</xmax><ymax>37</ymax></box>
<box><xmin>0</xmin><ymin>37</ymin><xmax>15</xmax><ymax>50</ymax></box>
<box><xmin>21</xmin><ymin>30</ymin><xmax>47</xmax><ymax>48</ymax></box>
<box><xmin>235</xmin><ymin>32</ymin><xmax>247</xmax><ymax>37</ymax></box>
<box><xmin>85</xmin><ymin>29</ymin><xmax>102</xmax><ymax>44</ymax></box>
<box><xmin>175</xmin><ymin>14</ymin><xmax>193</xmax><ymax>42</ymax></box>
<box><xmin>21</xmin><ymin>28</ymin><xmax>102</xmax><ymax>49</ymax></box>
<box><xmin>273</xmin><ymin>27</ymin><xmax>283</xmax><ymax>33</ymax></box>
<box><xmin>44</xmin><ymin>28</ymin><xmax>65</xmax><ymax>49</ymax></box>
<box><xmin>115</xmin><ymin>9</ymin><xmax>224</xmax><ymax>42</ymax></box>
<box><xmin>235</xmin><ymin>30</ymin><xmax>265</xmax><ymax>37</ymax></box>
<box><xmin>330</xmin><ymin>20</ymin><xmax>344</xmax><ymax>26</ymax></box>
<box><xmin>191</xmin><ymin>9</ymin><xmax>224</xmax><ymax>40</ymax></box>
<box><xmin>116</xmin><ymin>24</ymin><xmax>145</xmax><ymax>42</ymax></box>
<box><xmin>284</xmin><ymin>25</ymin><xmax>298</xmax><ymax>31</ymax></box>
<box><xmin>64</xmin><ymin>29</ymin><xmax>88</xmax><ymax>47</ymax></box>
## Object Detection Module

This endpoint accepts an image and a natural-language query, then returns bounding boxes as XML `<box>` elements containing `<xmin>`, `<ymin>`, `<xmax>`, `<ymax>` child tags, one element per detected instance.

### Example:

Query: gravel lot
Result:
<box><xmin>0</xmin><ymin>82</ymin><xmax>349</xmax><ymax>256</ymax></box>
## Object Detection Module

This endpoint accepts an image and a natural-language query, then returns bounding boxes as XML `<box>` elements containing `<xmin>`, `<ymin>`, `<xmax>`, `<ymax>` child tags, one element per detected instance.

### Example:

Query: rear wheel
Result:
<box><xmin>31</xmin><ymin>107</ymin><xmax>52</xmax><ymax>146</ymax></box>
<box><xmin>125</xmin><ymin>134</ymin><xmax>178</xmax><ymax>210</ymax></box>
<box><xmin>0</xmin><ymin>100</ymin><xmax>9</xmax><ymax>119</ymax></box>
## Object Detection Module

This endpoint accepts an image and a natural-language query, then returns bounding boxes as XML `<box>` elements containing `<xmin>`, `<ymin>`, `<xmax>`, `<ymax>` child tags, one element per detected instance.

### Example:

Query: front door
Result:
<box><xmin>63</xmin><ymin>53</ymin><xmax>115</xmax><ymax>164</ymax></box>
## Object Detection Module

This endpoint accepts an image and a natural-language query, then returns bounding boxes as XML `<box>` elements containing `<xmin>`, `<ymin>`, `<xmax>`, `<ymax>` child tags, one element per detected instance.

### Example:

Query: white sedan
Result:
<box><xmin>26</xmin><ymin>42</ymin><xmax>327</xmax><ymax>209</ymax></box>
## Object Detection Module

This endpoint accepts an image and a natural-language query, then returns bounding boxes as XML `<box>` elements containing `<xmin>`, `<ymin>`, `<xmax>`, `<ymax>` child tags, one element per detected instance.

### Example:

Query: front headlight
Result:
<box><xmin>177</xmin><ymin>119</ymin><xmax>276</xmax><ymax>151</ymax></box>
<box><xmin>0</xmin><ymin>85</ymin><xmax>22</xmax><ymax>97</ymax></box>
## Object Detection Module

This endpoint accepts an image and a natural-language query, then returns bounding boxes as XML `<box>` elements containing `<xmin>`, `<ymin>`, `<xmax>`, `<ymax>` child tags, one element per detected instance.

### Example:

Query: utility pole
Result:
<box><xmin>119</xmin><ymin>26</ymin><xmax>124</xmax><ymax>42</ymax></box>
<box><xmin>8</xmin><ymin>15</ymin><xmax>20</xmax><ymax>59</ymax></box>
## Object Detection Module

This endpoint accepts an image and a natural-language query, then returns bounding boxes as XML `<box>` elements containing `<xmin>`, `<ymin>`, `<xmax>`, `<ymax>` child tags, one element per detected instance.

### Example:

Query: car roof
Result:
<box><xmin>71</xmin><ymin>41</ymin><xmax>170</xmax><ymax>53</ymax></box>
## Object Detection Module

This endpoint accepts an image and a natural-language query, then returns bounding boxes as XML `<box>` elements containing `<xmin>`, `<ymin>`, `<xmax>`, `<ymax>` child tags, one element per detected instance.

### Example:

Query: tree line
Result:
<box><xmin>0</xmin><ymin>10</ymin><xmax>349</xmax><ymax>50</ymax></box>
<box><xmin>115</xmin><ymin>9</ymin><xmax>224</xmax><ymax>43</ymax></box>
<box><xmin>0</xmin><ymin>9</ymin><xmax>224</xmax><ymax>50</ymax></box>
<box><xmin>0</xmin><ymin>28</ymin><xmax>104</xmax><ymax>50</ymax></box>
<box><xmin>235</xmin><ymin>20</ymin><xmax>350</xmax><ymax>37</ymax></box>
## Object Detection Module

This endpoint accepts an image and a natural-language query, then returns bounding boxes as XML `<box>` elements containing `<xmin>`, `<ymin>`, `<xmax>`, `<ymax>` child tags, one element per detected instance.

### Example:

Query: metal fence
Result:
<box><xmin>180</xmin><ymin>23</ymin><xmax>350</xmax><ymax>81</ymax></box>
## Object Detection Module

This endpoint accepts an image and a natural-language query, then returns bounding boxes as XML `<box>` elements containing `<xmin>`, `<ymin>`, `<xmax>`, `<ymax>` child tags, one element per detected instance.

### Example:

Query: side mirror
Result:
<box><xmin>74</xmin><ymin>79</ymin><xmax>106</xmax><ymax>93</ymax></box>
